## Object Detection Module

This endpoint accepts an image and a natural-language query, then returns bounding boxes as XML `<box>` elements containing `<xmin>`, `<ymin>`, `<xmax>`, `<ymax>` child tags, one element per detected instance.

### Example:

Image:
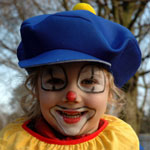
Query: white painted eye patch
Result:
<box><xmin>77</xmin><ymin>64</ymin><xmax>105</xmax><ymax>93</ymax></box>
<box><xmin>41</xmin><ymin>64</ymin><xmax>105</xmax><ymax>93</ymax></box>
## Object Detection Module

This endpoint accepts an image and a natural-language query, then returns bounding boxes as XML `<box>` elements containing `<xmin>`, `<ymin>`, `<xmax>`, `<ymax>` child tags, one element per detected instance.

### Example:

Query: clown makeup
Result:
<box><xmin>77</xmin><ymin>64</ymin><xmax>105</xmax><ymax>93</ymax></box>
<box><xmin>41</xmin><ymin>64</ymin><xmax>105</xmax><ymax>93</ymax></box>
<box><xmin>50</xmin><ymin>106</ymin><xmax>95</xmax><ymax>136</ymax></box>
<box><xmin>38</xmin><ymin>62</ymin><xmax>109</xmax><ymax>136</ymax></box>
<box><xmin>41</xmin><ymin>65</ymin><xmax>67</xmax><ymax>91</ymax></box>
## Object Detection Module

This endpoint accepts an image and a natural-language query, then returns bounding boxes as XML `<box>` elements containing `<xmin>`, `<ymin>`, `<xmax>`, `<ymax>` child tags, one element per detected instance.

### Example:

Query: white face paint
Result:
<box><xmin>77</xmin><ymin>64</ymin><xmax>105</xmax><ymax>93</ymax></box>
<box><xmin>50</xmin><ymin>106</ymin><xmax>95</xmax><ymax>136</ymax></box>
<box><xmin>41</xmin><ymin>64</ymin><xmax>105</xmax><ymax>93</ymax></box>
<box><xmin>41</xmin><ymin>65</ymin><xmax>67</xmax><ymax>91</ymax></box>
<box><xmin>38</xmin><ymin>62</ymin><xmax>110</xmax><ymax>136</ymax></box>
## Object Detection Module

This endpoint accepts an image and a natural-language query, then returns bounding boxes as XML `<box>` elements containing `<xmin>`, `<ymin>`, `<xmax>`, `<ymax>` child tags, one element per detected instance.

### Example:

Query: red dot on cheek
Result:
<box><xmin>66</xmin><ymin>91</ymin><xmax>77</xmax><ymax>102</ymax></box>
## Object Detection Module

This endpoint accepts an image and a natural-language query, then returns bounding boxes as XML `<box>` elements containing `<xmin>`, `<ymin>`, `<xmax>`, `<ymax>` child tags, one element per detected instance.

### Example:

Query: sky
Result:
<box><xmin>0</xmin><ymin>65</ymin><xmax>24</xmax><ymax>114</ymax></box>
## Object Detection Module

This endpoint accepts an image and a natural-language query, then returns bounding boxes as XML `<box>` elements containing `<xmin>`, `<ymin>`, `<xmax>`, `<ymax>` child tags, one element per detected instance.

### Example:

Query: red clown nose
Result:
<box><xmin>66</xmin><ymin>91</ymin><xmax>77</xmax><ymax>102</ymax></box>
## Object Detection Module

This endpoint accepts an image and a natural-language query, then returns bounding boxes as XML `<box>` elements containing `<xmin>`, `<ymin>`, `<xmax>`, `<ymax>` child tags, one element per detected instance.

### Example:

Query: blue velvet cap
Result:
<box><xmin>17</xmin><ymin>10</ymin><xmax>141</xmax><ymax>87</ymax></box>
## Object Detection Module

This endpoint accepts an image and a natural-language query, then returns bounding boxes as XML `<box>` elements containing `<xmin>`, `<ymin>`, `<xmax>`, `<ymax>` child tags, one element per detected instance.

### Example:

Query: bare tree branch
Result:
<box><xmin>80</xmin><ymin>0</ymin><xmax>89</xmax><ymax>3</ymax></box>
<box><xmin>139</xmin><ymin>70</ymin><xmax>150</xmax><ymax>76</ymax></box>
<box><xmin>142</xmin><ymin>54</ymin><xmax>150</xmax><ymax>61</ymax></box>
<box><xmin>135</xmin><ymin>23</ymin><xmax>150</xmax><ymax>43</ymax></box>
<box><xmin>128</xmin><ymin>1</ymin><xmax>148</xmax><ymax>30</ymax></box>
<box><xmin>13</xmin><ymin>0</ymin><xmax>25</xmax><ymax>21</ymax></box>
<box><xmin>0</xmin><ymin>59</ymin><xmax>24</xmax><ymax>75</ymax></box>
<box><xmin>0</xmin><ymin>41</ymin><xmax>16</xmax><ymax>54</ymax></box>
<box><xmin>32</xmin><ymin>0</ymin><xmax>47</xmax><ymax>14</ymax></box>
<box><xmin>138</xmin><ymin>83</ymin><xmax>150</xmax><ymax>88</ymax></box>
<box><xmin>111</xmin><ymin>0</ymin><xmax>120</xmax><ymax>23</ymax></box>
<box><xmin>62</xmin><ymin>0</ymin><xmax>69</xmax><ymax>11</ymax></box>
<box><xmin>95</xmin><ymin>0</ymin><xmax>105</xmax><ymax>17</ymax></box>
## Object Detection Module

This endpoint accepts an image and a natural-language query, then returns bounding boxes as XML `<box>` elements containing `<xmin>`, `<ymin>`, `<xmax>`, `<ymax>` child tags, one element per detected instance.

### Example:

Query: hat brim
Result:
<box><xmin>18</xmin><ymin>49</ymin><xmax>111</xmax><ymax>68</ymax></box>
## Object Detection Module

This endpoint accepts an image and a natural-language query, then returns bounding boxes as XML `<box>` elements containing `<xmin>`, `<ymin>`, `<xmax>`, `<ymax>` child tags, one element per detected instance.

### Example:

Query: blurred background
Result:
<box><xmin>0</xmin><ymin>0</ymin><xmax>150</xmax><ymax>149</ymax></box>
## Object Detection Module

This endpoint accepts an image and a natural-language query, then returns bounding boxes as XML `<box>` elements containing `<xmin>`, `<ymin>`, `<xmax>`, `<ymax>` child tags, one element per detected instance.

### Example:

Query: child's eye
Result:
<box><xmin>42</xmin><ymin>78</ymin><xmax>66</xmax><ymax>91</ymax></box>
<box><xmin>41</xmin><ymin>65</ymin><xmax>67</xmax><ymax>91</ymax></box>
<box><xmin>47</xmin><ymin>78</ymin><xmax>65</xmax><ymax>85</ymax></box>
<box><xmin>81</xmin><ymin>79</ymin><xmax>97</xmax><ymax>85</ymax></box>
<box><xmin>77</xmin><ymin>64</ymin><xmax>105</xmax><ymax>93</ymax></box>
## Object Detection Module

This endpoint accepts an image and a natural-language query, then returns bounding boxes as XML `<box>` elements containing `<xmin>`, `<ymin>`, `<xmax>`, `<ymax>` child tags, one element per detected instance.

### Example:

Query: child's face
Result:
<box><xmin>38</xmin><ymin>62</ymin><xmax>110</xmax><ymax>136</ymax></box>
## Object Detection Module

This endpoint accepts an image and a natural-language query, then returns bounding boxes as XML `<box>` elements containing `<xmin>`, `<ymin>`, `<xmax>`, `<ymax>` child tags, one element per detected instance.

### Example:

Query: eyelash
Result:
<box><xmin>47</xmin><ymin>78</ymin><xmax>65</xmax><ymax>85</ymax></box>
<box><xmin>81</xmin><ymin>78</ymin><xmax>98</xmax><ymax>85</ymax></box>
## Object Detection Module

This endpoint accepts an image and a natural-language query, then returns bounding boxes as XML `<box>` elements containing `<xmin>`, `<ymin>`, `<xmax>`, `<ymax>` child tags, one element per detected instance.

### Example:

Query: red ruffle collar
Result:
<box><xmin>22</xmin><ymin>117</ymin><xmax>108</xmax><ymax>145</ymax></box>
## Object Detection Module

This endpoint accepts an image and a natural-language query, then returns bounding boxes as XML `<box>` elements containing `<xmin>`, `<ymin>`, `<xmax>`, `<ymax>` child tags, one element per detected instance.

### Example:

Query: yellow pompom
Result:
<box><xmin>73</xmin><ymin>3</ymin><xmax>96</xmax><ymax>15</ymax></box>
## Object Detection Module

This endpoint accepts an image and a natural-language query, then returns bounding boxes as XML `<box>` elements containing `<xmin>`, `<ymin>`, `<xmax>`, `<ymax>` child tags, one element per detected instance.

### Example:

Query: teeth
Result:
<box><xmin>63</xmin><ymin>114</ymin><xmax>81</xmax><ymax>118</ymax></box>
<box><xmin>62</xmin><ymin>112</ymin><xmax>81</xmax><ymax>115</ymax></box>
<box><xmin>57</xmin><ymin>111</ymin><xmax>83</xmax><ymax>118</ymax></box>
<box><xmin>56</xmin><ymin>110</ymin><xmax>88</xmax><ymax>119</ymax></box>
<box><xmin>62</xmin><ymin>112</ymin><xmax>81</xmax><ymax>117</ymax></box>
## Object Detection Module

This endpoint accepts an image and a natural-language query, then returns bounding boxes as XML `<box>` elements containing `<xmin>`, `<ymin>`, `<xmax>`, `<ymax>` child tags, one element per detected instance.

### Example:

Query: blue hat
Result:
<box><xmin>17</xmin><ymin>3</ymin><xmax>141</xmax><ymax>87</ymax></box>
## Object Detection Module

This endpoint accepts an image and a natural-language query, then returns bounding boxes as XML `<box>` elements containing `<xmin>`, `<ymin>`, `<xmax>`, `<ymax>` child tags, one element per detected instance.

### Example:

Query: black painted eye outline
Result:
<box><xmin>77</xmin><ymin>64</ymin><xmax>106</xmax><ymax>93</ymax></box>
<box><xmin>41</xmin><ymin>65</ymin><xmax>68</xmax><ymax>91</ymax></box>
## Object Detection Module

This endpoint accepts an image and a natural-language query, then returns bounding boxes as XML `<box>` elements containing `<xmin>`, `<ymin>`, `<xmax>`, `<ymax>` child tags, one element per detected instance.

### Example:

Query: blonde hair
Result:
<box><xmin>20</xmin><ymin>68</ymin><xmax>41</xmax><ymax>121</ymax></box>
<box><xmin>20</xmin><ymin>66</ymin><xmax>125</xmax><ymax>121</ymax></box>
<box><xmin>104</xmin><ymin>70</ymin><xmax>125</xmax><ymax>116</ymax></box>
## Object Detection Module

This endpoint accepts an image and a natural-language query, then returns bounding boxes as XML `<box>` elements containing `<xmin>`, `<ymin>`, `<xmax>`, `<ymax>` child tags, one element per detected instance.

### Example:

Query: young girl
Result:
<box><xmin>0</xmin><ymin>3</ymin><xmax>141</xmax><ymax>150</ymax></box>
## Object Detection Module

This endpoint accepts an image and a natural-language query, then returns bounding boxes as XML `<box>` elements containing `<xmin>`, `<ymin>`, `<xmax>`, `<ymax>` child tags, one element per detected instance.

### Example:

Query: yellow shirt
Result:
<box><xmin>0</xmin><ymin>115</ymin><xmax>139</xmax><ymax>150</ymax></box>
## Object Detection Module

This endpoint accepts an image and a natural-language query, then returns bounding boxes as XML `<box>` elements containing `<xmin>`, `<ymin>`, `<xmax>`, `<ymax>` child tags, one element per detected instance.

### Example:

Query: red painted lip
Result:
<box><xmin>56</xmin><ymin>110</ymin><xmax>87</xmax><ymax>124</ymax></box>
<box><xmin>63</xmin><ymin>116</ymin><xmax>81</xmax><ymax>124</ymax></box>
